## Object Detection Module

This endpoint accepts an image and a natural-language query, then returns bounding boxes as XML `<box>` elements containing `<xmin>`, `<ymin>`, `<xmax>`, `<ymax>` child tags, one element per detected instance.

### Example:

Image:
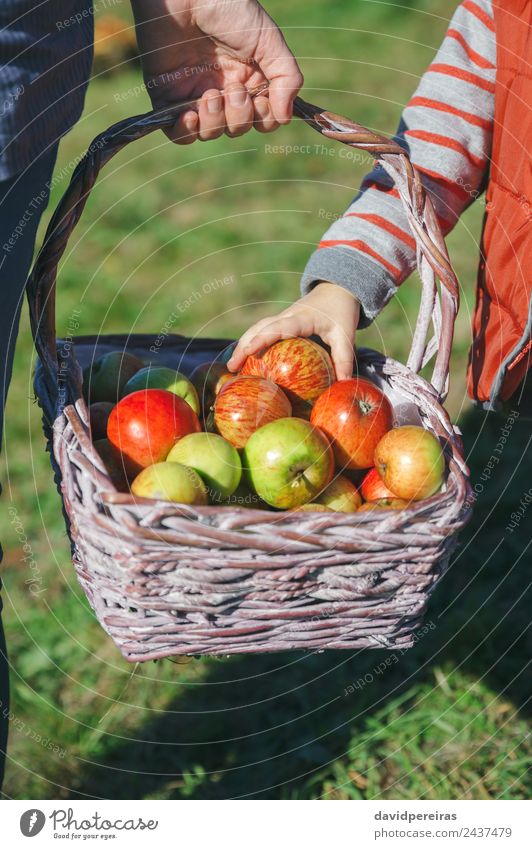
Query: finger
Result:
<box><xmin>166</xmin><ymin>110</ymin><xmax>199</xmax><ymax>145</ymax></box>
<box><xmin>226</xmin><ymin>320</ymin><xmax>273</xmax><ymax>371</ymax></box>
<box><xmin>224</xmin><ymin>83</ymin><xmax>254</xmax><ymax>137</ymax></box>
<box><xmin>228</xmin><ymin>318</ymin><xmax>299</xmax><ymax>370</ymax></box>
<box><xmin>260</xmin><ymin>48</ymin><xmax>304</xmax><ymax>124</ymax></box>
<box><xmin>328</xmin><ymin>329</ymin><xmax>355</xmax><ymax>381</ymax></box>
<box><xmin>197</xmin><ymin>89</ymin><xmax>225</xmax><ymax>141</ymax></box>
<box><xmin>252</xmin><ymin>96</ymin><xmax>280</xmax><ymax>134</ymax></box>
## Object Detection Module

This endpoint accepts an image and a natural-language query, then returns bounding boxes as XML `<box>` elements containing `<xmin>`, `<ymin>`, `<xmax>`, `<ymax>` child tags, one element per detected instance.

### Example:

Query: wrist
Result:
<box><xmin>312</xmin><ymin>280</ymin><xmax>360</xmax><ymax>304</ymax></box>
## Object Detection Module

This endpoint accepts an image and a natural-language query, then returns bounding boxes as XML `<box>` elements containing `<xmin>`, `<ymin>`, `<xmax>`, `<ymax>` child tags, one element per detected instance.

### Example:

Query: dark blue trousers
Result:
<box><xmin>0</xmin><ymin>147</ymin><xmax>58</xmax><ymax>790</ymax></box>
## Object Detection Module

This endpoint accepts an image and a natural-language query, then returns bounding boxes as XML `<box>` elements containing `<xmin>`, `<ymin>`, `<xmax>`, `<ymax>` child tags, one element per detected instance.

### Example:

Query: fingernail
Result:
<box><xmin>229</xmin><ymin>88</ymin><xmax>247</xmax><ymax>107</ymax></box>
<box><xmin>207</xmin><ymin>93</ymin><xmax>222</xmax><ymax>113</ymax></box>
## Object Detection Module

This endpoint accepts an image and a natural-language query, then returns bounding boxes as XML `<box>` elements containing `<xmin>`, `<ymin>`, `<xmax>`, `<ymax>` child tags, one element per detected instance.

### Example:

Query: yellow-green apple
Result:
<box><xmin>167</xmin><ymin>432</ymin><xmax>241</xmax><ymax>502</ymax></box>
<box><xmin>107</xmin><ymin>388</ymin><xmax>201</xmax><ymax>477</ymax></box>
<box><xmin>89</xmin><ymin>402</ymin><xmax>114</xmax><ymax>441</ymax></box>
<box><xmin>315</xmin><ymin>474</ymin><xmax>362</xmax><ymax>512</ymax></box>
<box><xmin>311</xmin><ymin>377</ymin><xmax>393</xmax><ymax>469</ymax></box>
<box><xmin>121</xmin><ymin>366</ymin><xmax>199</xmax><ymax>414</ymax></box>
<box><xmin>131</xmin><ymin>462</ymin><xmax>208</xmax><ymax>504</ymax></box>
<box><xmin>240</xmin><ymin>337</ymin><xmax>335</xmax><ymax>417</ymax></box>
<box><xmin>190</xmin><ymin>361</ymin><xmax>232</xmax><ymax>413</ymax></box>
<box><xmin>214</xmin><ymin>375</ymin><xmax>291</xmax><ymax>449</ymax></box>
<box><xmin>93</xmin><ymin>438</ymin><xmax>130</xmax><ymax>492</ymax></box>
<box><xmin>374</xmin><ymin>425</ymin><xmax>445</xmax><ymax>501</ymax></box>
<box><xmin>83</xmin><ymin>351</ymin><xmax>144</xmax><ymax>403</ymax></box>
<box><xmin>360</xmin><ymin>467</ymin><xmax>396</xmax><ymax>502</ymax></box>
<box><xmin>243</xmin><ymin>417</ymin><xmax>334</xmax><ymax>509</ymax></box>
<box><xmin>358</xmin><ymin>498</ymin><xmax>411</xmax><ymax>512</ymax></box>
<box><xmin>291</xmin><ymin>503</ymin><xmax>333</xmax><ymax>512</ymax></box>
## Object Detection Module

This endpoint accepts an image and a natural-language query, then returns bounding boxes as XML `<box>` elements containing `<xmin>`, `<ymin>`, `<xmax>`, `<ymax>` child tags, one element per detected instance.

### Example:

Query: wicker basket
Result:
<box><xmin>27</xmin><ymin>88</ymin><xmax>472</xmax><ymax>660</ymax></box>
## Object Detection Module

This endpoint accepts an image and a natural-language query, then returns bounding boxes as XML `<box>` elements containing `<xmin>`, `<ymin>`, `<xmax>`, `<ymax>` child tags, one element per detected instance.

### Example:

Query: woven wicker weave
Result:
<box><xmin>28</xmin><ymin>87</ymin><xmax>472</xmax><ymax>660</ymax></box>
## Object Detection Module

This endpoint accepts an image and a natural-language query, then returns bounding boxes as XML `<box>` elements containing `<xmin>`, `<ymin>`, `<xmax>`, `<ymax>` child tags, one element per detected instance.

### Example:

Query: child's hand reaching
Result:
<box><xmin>227</xmin><ymin>282</ymin><xmax>360</xmax><ymax>380</ymax></box>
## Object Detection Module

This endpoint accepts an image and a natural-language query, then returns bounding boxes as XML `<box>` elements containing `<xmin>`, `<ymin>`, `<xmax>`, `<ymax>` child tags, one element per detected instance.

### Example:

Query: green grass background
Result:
<box><xmin>0</xmin><ymin>0</ymin><xmax>530</xmax><ymax>799</ymax></box>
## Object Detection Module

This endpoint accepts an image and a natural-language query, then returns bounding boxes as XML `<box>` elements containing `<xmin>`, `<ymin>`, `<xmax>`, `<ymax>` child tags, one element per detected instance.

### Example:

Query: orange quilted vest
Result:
<box><xmin>467</xmin><ymin>0</ymin><xmax>532</xmax><ymax>407</ymax></box>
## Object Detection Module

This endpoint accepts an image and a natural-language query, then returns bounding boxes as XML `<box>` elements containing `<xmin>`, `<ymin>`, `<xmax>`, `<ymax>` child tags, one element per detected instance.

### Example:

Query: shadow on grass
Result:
<box><xmin>70</xmin><ymin>404</ymin><xmax>531</xmax><ymax>800</ymax></box>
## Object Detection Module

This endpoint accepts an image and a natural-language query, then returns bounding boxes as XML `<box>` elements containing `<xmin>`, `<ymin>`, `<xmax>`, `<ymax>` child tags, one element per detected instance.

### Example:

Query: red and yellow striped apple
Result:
<box><xmin>214</xmin><ymin>375</ymin><xmax>291</xmax><ymax>449</ymax></box>
<box><xmin>240</xmin><ymin>337</ymin><xmax>335</xmax><ymax>417</ymax></box>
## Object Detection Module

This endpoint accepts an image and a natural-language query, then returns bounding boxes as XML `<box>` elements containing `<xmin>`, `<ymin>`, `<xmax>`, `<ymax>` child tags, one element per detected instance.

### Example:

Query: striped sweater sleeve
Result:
<box><xmin>301</xmin><ymin>0</ymin><xmax>496</xmax><ymax>327</ymax></box>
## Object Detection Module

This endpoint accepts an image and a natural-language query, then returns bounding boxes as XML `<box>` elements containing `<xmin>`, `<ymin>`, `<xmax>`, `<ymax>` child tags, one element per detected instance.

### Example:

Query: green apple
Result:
<box><xmin>131</xmin><ymin>462</ymin><xmax>208</xmax><ymax>504</ymax></box>
<box><xmin>83</xmin><ymin>351</ymin><xmax>144</xmax><ymax>403</ymax></box>
<box><xmin>121</xmin><ymin>366</ymin><xmax>200</xmax><ymax>414</ymax></box>
<box><xmin>315</xmin><ymin>474</ymin><xmax>362</xmax><ymax>512</ymax></box>
<box><xmin>166</xmin><ymin>432</ymin><xmax>241</xmax><ymax>502</ymax></box>
<box><xmin>243</xmin><ymin>417</ymin><xmax>334</xmax><ymax>509</ymax></box>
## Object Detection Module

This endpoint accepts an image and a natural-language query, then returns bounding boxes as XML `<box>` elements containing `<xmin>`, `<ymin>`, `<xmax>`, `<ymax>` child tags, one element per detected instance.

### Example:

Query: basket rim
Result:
<box><xmin>38</xmin><ymin>335</ymin><xmax>472</xmax><ymax>535</ymax></box>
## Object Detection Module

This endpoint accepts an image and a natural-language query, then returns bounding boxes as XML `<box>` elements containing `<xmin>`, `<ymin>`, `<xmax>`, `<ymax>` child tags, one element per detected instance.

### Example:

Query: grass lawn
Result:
<box><xmin>0</xmin><ymin>0</ymin><xmax>530</xmax><ymax>799</ymax></box>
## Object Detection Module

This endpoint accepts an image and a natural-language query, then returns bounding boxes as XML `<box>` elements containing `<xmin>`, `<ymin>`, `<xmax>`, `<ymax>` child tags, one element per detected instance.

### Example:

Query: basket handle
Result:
<box><xmin>28</xmin><ymin>86</ymin><xmax>458</xmax><ymax>401</ymax></box>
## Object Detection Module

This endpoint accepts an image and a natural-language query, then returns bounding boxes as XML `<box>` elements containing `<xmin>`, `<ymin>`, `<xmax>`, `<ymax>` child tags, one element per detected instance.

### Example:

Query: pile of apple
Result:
<box><xmin>84</xmin><ymin>337</ymin><xmax>445</xmax><ymax>512</ymax></box>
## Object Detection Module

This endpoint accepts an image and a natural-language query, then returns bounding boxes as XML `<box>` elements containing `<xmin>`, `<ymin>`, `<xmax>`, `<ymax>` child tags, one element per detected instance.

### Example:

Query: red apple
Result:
<box><xmin>89</xmin><ymin>402</ymin><xmax>114</xmax><ymax>441</ymax></box>
<box><xmin>374</xmin><ymin>425</ymin><xmax>445</xmax><ymax>501</ymax></box>
<box><xmin>240</xmin><ymin>337</ymin><xmax>335</xmax><ymax>417</ymax></box>
<box><xmin>214</xmin><ymin>375</ymin><xmax>291</xmax><ymax>449</ymax></box>
<box><xmin>310</xmin><ymin>377</ymin><xmax>393</xmax><ymax>470</ymax></box>
<box><xmin>360</xmin><ymin>467</ymin><xmax>396</xmax><ymax>502</ymax></box>
<box><xmin>242</xmin><ymin>417</ymin><xmax>334</xmax><ymax>509</ymax></box>
<box><xmin>190</xmin><ymin>361</ymin><xmax>231</xmax><ymax>413</ymax></box>
<box><xmin>358</xmin><ymin>498</ymin><xmax>411</xmax><ymax>512</ymax></box>
<box><xmin>107</xmin><ymin>389</ymin><xmax>201</xmax><ymax>476</ymax></box>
